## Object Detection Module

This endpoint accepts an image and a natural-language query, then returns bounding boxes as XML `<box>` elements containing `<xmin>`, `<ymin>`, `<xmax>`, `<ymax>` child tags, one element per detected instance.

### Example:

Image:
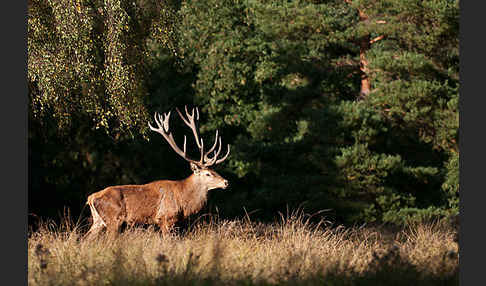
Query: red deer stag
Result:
<box><xmin>84</xmin><ymin>106</ymin><xmax>230</xmax><ymax>239</ymax></box>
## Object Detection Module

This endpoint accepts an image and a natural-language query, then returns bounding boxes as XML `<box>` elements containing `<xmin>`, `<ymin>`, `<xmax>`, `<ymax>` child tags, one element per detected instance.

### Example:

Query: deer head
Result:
<box><xmin>190</xmin><ymin>162</ymin><xmax>229</xmax><ymax>190</ymax></box>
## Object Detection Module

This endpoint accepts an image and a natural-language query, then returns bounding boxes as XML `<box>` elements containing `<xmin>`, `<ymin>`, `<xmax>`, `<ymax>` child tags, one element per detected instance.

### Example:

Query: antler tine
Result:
<box><xmin>204</xmin><ymin>130</ymin><xmax>219</xmax><ymax>159</ymax></box>
<box><xmin>175</xmin><ymin>106</ymin><xmax>190</xmax><ymax>126</ymax></box>
<box><xmin>205</xmin><ymin>156</ymin><xmax>217</xmax><ymax>167</ymax></box>
<box><xmin>176</xmin><ymin>106</ymin><xmax>202</xmax><ymax>149</ymax></box>
<box><xmin>148</xmin><ymin>113</ymin><xmax>156</xmax><ymax>130</ymax></box>
<box><xmin>203</xmin><ymin>137</ymin><xmax>221</xmax><ymax>167</ymax></box>
<box><xmin>205</xmin><ymin>136</ymin><xmax>231</xmax><ymax>167</ymax></box>
<box><xmin>215</xmin><ymin>144</ymin><xmax>230</xmax><ymax>165</ymax></box>
<box><xmin>200</xmin><ymin>138</ymin><xmax>204</xmax><ymax>165</ymax></box>
<box><xmin>183</xmin><ymin>135</ymin><xmax>187</xmax><ymax>155</ymax></box>
<box><xmin>148</xmin><ymin>112</ymin><xmax>162</xmax><ymax>132</ymax></box>
<box><xmin>162</xmin><ymin>111</ymin><xmax>170</xmax><ymax>132</ymax></box>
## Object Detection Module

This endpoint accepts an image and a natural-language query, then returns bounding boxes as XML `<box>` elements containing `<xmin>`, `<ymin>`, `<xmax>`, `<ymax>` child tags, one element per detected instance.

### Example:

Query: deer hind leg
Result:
<box><xmin>84</xmin><ymin>199</ymin><xmax>107</xmax><ymax>240</ymax></box>
<box><xmin>85</xmin><ymin>194</ymin><xmax>124</xmax><ymax>239</ymax></box>
<box><xmin>97</xmin><ymin>197</ymin><xmax>124</xmax><ymax>239</ymax></box>
<box><xmin>84</xmin><ymin>221</ymin><xmax>105</xmax><ymax>241</ymax></box>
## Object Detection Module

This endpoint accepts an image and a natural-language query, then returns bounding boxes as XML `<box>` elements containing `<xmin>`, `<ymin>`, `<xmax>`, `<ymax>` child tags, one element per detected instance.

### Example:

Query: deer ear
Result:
<box><xmin>190</xmin><ymin>162</ymin><xmax>201</xmax><ymax>174</ymax></box>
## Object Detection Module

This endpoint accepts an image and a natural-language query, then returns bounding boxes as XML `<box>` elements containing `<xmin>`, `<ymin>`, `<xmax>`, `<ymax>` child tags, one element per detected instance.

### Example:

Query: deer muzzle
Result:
<box><xmin>222</xmin><ymin>180</ymin><xmax>229</xmax><ymax>189</ymax></box>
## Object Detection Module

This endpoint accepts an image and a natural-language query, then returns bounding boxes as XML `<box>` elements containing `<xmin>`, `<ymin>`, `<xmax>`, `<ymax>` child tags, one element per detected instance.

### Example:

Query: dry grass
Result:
<box><xmin>28</xmin><ymin>210</ymin><xmax>459</xmax><ymax>286</ymax></box>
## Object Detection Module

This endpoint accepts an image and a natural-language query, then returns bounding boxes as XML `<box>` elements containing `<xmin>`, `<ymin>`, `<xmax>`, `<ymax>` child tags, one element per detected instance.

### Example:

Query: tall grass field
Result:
<box><xmin>28</xmin><ymin>211</ymin><xmax>459</xmax><ymax>286</ymax></box>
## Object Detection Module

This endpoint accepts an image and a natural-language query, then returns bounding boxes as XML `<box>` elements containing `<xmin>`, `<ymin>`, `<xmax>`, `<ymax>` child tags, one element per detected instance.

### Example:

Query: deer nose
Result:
<box><xmin>223</xmin><ymin>180</ymin><xmax>229</xmax><ymax>188</ymax></box>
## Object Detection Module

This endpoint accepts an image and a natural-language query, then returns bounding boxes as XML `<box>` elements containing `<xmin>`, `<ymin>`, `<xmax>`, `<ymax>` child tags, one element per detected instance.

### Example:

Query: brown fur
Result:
<box><xmin>85</xmin><ymin>166</ymin><xmax>228</xmax><ymax>239</ymax></box>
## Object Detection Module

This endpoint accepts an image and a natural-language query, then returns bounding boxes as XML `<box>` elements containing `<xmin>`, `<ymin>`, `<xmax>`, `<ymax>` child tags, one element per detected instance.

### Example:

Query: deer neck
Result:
<box><xmin>180</xmin><ymin>174</ymin><xmax>209</xmax><ymax>216</ymax></box>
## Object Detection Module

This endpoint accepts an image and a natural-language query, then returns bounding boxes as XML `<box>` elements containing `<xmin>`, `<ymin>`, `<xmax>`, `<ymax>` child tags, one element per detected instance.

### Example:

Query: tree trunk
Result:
<box><xmin>358</xmin><ymin>10</ymin><xmax>371</xmax><ymax>99</ymax></box>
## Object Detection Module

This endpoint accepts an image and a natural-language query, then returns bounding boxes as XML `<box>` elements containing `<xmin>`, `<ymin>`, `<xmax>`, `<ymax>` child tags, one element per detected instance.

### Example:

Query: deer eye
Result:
<box><xmin>205</xmin><ymin>173</ymin><xmax>211</xmax><ymax>177</ymax></box>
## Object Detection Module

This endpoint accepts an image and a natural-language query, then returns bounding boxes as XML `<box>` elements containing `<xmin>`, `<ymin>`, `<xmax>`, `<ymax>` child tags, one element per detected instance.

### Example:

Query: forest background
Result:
<box><xmin>28</xmin><ymin>0</ymin><xmax>459</xmax><ymax>227</ymax></box>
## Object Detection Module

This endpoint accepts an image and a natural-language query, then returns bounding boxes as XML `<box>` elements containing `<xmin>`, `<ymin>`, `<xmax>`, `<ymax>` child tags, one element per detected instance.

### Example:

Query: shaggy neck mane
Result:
<box><xmin>179</xmin><ymin>174</ymin><xmax>209</xmax><ymax>216</ymax></box>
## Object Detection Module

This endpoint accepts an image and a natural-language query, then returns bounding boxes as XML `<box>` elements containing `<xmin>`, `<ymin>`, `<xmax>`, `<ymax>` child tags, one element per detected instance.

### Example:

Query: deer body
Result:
<box><xmin>84</xmin><ymin>106</ymin><xmax>230</xmax><ymax>239</ymax></box>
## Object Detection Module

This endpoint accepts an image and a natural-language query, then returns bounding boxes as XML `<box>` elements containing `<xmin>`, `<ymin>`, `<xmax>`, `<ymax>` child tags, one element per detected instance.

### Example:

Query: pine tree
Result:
<box><xmin>177</xmin><ymin>0</ymin><xmax>459</xmax><ymax>224</ymax></box>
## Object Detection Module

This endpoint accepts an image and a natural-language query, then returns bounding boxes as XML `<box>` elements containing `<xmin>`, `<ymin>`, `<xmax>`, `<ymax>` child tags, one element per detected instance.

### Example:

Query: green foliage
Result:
<box><xmin>28</xmin><ymin>0</ymin><xmax>179</xmax><ymax>136</ymax></box>
<box><xmin>173</xmin><ymin>0</ymin><xmax>458</xmax><ymax>224</ymax></box>
<box><xmin>28</xmin><ymin>0</ymin><xmax>459</xmax><ymax>226</ymax></box>
<box><xmin>442</xmin><ymin>152</ymin><xmax>459</xmax><ymax>212</ymax></box>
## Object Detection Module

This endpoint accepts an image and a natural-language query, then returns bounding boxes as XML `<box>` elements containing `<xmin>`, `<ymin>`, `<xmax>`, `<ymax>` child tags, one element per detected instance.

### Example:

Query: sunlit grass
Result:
<box><xmin>28</xmin><ymin>210</ymin><xmax>459</xmax><ymax>286</ymax></box>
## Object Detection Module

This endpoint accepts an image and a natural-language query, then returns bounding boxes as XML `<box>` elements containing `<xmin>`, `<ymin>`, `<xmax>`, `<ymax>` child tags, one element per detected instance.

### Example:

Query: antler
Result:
<box><xmin>148</xmin><ymin>111</ymin><xmax>195</xmax><ymax>164</ymax></box>
<box><xmin>149</xmin><ymin>106</ymin><xmax>230</xmax><ymax>168</ymax></box>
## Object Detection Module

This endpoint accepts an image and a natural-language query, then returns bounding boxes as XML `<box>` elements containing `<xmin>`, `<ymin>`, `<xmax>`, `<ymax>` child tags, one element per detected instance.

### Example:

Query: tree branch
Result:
<box><xmin>369</xmin><ymin>35</ymin><xmax>384</xmax><ymax>44</ymax></box>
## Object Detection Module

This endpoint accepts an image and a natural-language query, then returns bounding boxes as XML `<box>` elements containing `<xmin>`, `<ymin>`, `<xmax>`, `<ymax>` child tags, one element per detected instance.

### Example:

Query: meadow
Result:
<box><xmin>28</xmin><ymin>211</ymin><xmax>459</xmax><ymax>286</ymax></box>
